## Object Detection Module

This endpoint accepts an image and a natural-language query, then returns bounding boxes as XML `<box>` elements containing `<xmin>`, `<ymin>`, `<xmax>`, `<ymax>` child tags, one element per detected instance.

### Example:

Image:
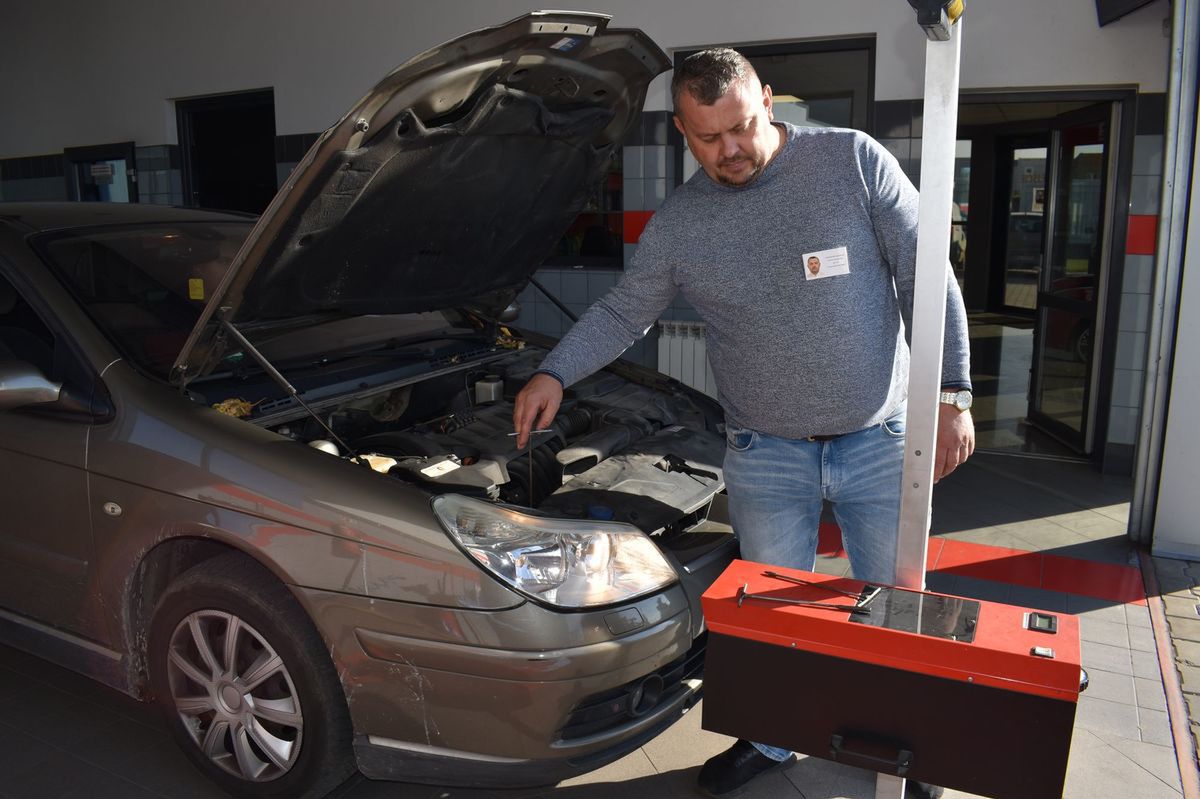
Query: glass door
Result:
<box><xmin>1027</xmin><ymin>104</ymin><xmax>1111</xmax><ymax>451</ymax></box>
<box><xmin>998</xmin><ymin>137</ymin><xmax>1049</xmax><ymax>314</ymax></box>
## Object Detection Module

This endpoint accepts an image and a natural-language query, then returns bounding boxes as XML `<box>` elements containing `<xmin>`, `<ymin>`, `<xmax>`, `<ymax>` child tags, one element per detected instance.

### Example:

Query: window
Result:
<box><xmin>35</xmin><ymin>222</ymin><xmax>251</xmax><ymax>377</ymax></box>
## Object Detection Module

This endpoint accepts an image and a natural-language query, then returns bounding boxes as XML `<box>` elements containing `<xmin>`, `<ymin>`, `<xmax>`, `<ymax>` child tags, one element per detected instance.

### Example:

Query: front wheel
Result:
<box><xmin>148</xmin><ymin>554</ymin><xmax>355</xmax><ymax>798</ymax></box>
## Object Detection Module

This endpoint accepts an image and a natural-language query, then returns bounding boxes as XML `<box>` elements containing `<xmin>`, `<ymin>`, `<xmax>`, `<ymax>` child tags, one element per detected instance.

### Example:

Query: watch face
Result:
<box><xmin>955</xmin><ymin>390</ymin><xmax>972</xmax><ymax>410</ymax></box>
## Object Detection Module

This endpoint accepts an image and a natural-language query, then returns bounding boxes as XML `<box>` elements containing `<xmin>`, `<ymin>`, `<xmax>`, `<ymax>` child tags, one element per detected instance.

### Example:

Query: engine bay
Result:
<box><xmin>235</xmin><ymin>345</ymin><xmax>727</xmax><ymax>537</ymax></box>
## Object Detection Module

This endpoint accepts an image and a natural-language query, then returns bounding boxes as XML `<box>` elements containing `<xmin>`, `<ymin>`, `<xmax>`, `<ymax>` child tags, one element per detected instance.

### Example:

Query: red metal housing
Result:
<box><xmin>700</xmin><ymin>560</ymin><xmax>1083</xmax><ymax>799</ymax></box>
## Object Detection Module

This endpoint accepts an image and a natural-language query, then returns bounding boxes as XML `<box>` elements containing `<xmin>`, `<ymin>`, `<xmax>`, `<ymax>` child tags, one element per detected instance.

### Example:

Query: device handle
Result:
<box><xmin>829</xmin><ymin>733</ymin><xmax>913</xmax><ymax>777</ymax></box>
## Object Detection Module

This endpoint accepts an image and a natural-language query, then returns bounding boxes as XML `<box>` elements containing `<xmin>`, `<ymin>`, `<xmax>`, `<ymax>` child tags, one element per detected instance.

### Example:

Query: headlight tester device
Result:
<box><xmin>700</xmin><ymin>4</ymin><xmax>1088</xmax><ymax>798</ymax></box>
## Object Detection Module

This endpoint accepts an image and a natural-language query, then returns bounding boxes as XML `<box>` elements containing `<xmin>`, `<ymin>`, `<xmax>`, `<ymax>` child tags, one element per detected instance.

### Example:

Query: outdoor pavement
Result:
<box><xmin>0</xmin><ymin>451</ymin><xmax>1195</xmax><ymax>799</ymax></box>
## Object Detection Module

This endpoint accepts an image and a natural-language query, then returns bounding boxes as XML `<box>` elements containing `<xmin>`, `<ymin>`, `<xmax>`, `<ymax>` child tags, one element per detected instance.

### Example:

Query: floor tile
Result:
<box><xmin>72</xmin><ymin>715</ymin><xmax>225</xmax><ymax>798</ymax></box>
<box><xmin>1106</xmin><ymin>738</ymin><xmax>1185</xmax><ymax>792</ymax></box>
<box><xmin>1062</xmin><ymin>733</ymin><xmax>1183</xmax><ymax>799</ymax></box>
<box><xmin>1139</xmin><ymin>707</ymin><xmax>1174</xmax><ymax>746</ymax></box>
<box><xmin>57</xmin><ymin>770</ymin><xmax>167</xmax><ymax>799</ymax></box>
<box><xmin>782</xmin><ymin>756</ymin><xmax>877</xmax><ymax>798</ymax></box>
<box><xmin>1068</xmin><ymin>595</ymin><xmax>1130</xmax><ymax>622</ymax></box>
<box><xmin>925</xmin><ymin>572</ymin><xmax>959</xmax><ymax>595</ymax></box>
<box><xmin>2</xmin><ymin>746</ymin><xmax>154</xmax><ymax>799</ymax></box>
<box><xmin>556</xmin><ymin>748</ymin><xmax>658</xmax><ymax>788</ymax></box>
<box><xmin>1081</xmin><ymin>642</ymin><xmax>1134</xmax><ymax>676</ymax></box>
<box><xmin>1079</xmin><ymin>617</ymin><xmax>1130</xmax><ymax>648</ymax></box>
<box><xmin>635</xmin><ymin>703</ymin><xmax>721</xmax><ymax>775</ymax></box>
<box><xmin>1083</xmin><ymin>668</ymin><xmax>1136</xmax><ymax>705</ymax></box>
<box><xmin>0</xmin><ymin>728</ymin><xmax>60</xmax><ymax>788</ymax></box>
<box><xmin>949</xmin><ymin>576</ymin><xmax>1012</xmax><ymax>604</ymax></box>
<box><xmin>932</xmin><ymin>526</ymin><xmax>1009</xmax><ymax>548</ymax></box>
<box><xmin>1132</xmin><ymin>649</ymin><xmax>1165</xmax><ymax>681</ymax></box>
<box><xmin>1043</xmin><ymin>558</ymin><xmax>1145</xmax><ymax>604</ymax></box>
<box><xmin>0</xmin><ymin>684</ymin><xmax>119</xmax><ymax>748</ymax></box>
<box><xmin>1076</xmin><ymin>695</ymin><xmax>1141</xmax><ymax>738</ymax></box>
<box><xmin>1129</xmin><ymin>624</ymin><xmax>1158</xmax><ymax>653</ymax></box>
<box><xmin>1135</xmin><ymin>676</ymin><xmax>1170</xmax><ymax>712</ymax></box>
<box><xmin>934</xmin><ymin>539</ymin><xmax>1043</xmax><ymax>586</ymax></box>
<box><xmin>1007</xmin><ymin>584</ymin><xmax>1070</xmax><ymax>612</ymax></box>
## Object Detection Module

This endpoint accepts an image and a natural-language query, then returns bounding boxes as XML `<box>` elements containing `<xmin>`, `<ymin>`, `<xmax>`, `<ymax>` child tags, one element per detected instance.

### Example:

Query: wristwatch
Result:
<box><xmin>939</xmin><ymin>389</ymin><xmax>973</xmax><ymax>411</ymax></box>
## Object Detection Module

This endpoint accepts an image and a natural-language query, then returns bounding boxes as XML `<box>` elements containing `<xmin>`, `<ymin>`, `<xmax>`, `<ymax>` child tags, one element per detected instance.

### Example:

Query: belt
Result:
<box><xmin>805</xmin><ymin>433</ymin><xmax>844</xmax><ymax>442</ymax></box>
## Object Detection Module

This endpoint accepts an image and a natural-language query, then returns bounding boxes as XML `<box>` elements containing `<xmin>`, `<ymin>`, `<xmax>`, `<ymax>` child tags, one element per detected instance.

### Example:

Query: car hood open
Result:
<box><xmin>171</xmin><ymin>11</ymin><xmax>668</xmax><ymax>383</ymax></box>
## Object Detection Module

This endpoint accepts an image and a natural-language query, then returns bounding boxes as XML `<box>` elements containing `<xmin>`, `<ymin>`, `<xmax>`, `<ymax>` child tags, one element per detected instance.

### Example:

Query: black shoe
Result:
<box><xmin>906</xmin><ymin>780</ymin><xmax>945</xmax><ymax>799</ymax></box>
<box><xmin>697</xmin><ymin>739</ymin><xmax>796</xmax><ymax>797</ymax></box>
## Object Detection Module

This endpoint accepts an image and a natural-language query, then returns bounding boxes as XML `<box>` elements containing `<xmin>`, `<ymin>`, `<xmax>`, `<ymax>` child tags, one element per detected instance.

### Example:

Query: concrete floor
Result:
<box><xmin>0</xmin><ymin>452</ymin><xmax>1191</xmax><ymax>799</ymax></box>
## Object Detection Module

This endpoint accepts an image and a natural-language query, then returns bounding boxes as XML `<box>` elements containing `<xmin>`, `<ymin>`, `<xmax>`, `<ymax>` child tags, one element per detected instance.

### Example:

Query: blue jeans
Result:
<box><xmin>721</xmin><ymin>405</ymin><xmax>906</xmax><ymax>761</ymax></box>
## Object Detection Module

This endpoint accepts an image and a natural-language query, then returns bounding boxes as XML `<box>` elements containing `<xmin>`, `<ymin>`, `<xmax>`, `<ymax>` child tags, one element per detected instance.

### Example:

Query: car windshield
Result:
<box><xmin>34</xmin><ymin>222</ymin><xmax>252</xmax><ymax>378</ymax></box>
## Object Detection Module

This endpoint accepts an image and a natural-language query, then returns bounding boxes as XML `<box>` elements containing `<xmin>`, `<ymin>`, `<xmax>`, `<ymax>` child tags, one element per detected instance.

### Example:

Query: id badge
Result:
<box><xmin>801</xmin><ymin>246</ymin><xmax>851</xmax><ymax>280</ymax></box>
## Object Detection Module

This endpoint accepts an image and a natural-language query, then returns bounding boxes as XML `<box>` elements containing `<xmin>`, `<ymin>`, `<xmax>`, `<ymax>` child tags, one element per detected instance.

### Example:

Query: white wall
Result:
<box><xmin>1152</xmin><ymin>113</ymin><xmax>1200</xmax><ymax>559</ymax></box>
<box><xmin>0</xmin><ymin>0</ymin><xmax>1171</xmax><ymax>157</ymax></box>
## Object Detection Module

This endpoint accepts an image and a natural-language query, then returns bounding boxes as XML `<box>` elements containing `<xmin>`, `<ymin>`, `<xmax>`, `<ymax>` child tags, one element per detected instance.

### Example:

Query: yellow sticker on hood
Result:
<box><xmin>188</xmin><ymin>278</ymin><xmax>205</xmax><ymax>300</ymax></box>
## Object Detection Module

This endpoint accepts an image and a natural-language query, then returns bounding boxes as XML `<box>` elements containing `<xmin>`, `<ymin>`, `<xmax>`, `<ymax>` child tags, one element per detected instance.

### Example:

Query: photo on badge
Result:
<box><xmin>801</xmin><ymin>246</ymin><xmax>851</xmax><ymax>280</ymax></box>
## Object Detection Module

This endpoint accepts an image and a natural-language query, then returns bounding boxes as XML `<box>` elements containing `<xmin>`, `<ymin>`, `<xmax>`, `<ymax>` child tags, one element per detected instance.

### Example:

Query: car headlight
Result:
<box><xmin>432</xmin><ymin>494</ymin><xmax>677</xmax><ymax>608</ymax></box>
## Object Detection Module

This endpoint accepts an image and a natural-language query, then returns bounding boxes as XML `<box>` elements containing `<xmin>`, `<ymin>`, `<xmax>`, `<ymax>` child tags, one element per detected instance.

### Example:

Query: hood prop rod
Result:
<box><xmin>218</xmin><ymin>316</ymin><xmax>364</xmax><ymax>463</ymax></box>
<box><xmin>529</xmin><ymin>276</ymin><xmax>579</xmax><ymax>323</ymax></box>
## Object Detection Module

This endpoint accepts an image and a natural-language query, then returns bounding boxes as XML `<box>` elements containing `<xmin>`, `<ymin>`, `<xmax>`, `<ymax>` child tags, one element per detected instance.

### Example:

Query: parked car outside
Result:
<box><xmin>0</xmin><ymin>12</ymin><xmax>735</xmax><ymax>799</ymax></box>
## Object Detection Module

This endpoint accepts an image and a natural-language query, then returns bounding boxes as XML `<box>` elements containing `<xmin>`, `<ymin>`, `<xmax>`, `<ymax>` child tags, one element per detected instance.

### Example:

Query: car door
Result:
<box><xmin>0</xmin><ymin>271</ymin><xmax>98</xmax><ymax>636</ymax></box>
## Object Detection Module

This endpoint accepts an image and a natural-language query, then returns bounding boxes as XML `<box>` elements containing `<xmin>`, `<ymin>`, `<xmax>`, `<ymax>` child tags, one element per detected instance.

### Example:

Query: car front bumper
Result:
<box><xmin>295</xmin><ymin>582</ymin><xmax>707</xmax><ymax>787</ymax></box>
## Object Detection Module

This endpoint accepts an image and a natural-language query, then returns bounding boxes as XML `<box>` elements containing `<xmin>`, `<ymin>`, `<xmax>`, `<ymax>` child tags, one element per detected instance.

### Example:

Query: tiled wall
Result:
<box><xmin>0</xmin><ymin>154</ymin><xmax>66</xmax><ymax>202</ymax></box>
<box><xmin>1106</xmin><ymin>129</ymin><xmax>1163</xmax><ymax>469</ymax></box>
<box><xmin>621</xmin><ymin>111</ymin><xmax>675</xmax><ymax>266</ymax></box>
<box><xmin>0</xmin><ymin>148</ymin><xmax>184</xmax><ymax>204</ymax></box>
<box><xmin>512</xmin><ymin>266</ymin><xmax>660</xmax><ymax>369</ymax></box>
<box><xmin>134</xmin><ymin>144</ymin><xmax>184</xmax><ymax>206</ymax></box>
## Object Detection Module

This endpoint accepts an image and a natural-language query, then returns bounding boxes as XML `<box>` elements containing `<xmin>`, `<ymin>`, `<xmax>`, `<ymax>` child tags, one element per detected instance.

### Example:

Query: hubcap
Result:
<box><xmin>165</xmin><ymin>610</ymin><xmax>303</xmax><ymax>781</ymax></box>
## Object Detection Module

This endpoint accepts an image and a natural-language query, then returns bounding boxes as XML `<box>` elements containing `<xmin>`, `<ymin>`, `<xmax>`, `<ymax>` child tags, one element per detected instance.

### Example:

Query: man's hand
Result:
<box><xmin>934</xmin><ymin>404</ymin><xmax>975</xmax><ymax>482</ymax></box>
<box><xmin>513</xmin><ymin>373</ymin><xmax>564</xmax><ymax>448</ymax></box>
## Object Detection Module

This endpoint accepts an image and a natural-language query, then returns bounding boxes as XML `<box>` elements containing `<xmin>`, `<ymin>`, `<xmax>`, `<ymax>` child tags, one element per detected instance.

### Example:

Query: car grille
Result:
<box><xmin>557</xmin><ymin>631</ymin><xmax>708</xmax><ymax>742</ymax></box>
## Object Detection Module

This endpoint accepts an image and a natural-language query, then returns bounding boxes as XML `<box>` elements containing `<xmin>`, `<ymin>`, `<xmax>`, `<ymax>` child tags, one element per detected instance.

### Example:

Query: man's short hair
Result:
<box><xmin>671</xmin><ymin>48</ymin><xmax>758</xmax><ymax>109</ymax></box>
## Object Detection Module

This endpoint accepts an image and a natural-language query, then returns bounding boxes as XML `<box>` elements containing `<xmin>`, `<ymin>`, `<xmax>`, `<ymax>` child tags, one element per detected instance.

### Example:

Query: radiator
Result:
<box><xmin>656</xmin><ymin>320</ymin><xmax>717</xmax><ymax>397</ymax></box>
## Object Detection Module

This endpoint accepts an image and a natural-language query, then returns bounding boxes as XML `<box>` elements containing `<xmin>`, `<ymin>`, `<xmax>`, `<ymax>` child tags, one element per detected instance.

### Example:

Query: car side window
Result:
<box><xmin>0</xmin><ymin>273</ymin><xmax>57</xmax><ymax>378</ymax></box>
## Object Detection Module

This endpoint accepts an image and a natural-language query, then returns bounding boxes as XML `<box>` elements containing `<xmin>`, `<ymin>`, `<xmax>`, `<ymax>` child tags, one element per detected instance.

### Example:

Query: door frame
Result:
<box><xmin>957</xmin><ymin>88</ymin><xmax>1135</xmax><ymax>462</ymax></box>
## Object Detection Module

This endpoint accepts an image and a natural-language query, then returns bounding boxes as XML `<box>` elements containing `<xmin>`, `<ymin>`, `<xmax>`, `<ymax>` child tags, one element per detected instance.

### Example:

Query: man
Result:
<box><xmin>513</xmin><ymin>49</ymin><xmax>973</xmax><ymax>798</ymax></box>
<box><xmin>806</xmin><ymin>255</ymin><xmax>822</xmax><ymax>276</ymax></box>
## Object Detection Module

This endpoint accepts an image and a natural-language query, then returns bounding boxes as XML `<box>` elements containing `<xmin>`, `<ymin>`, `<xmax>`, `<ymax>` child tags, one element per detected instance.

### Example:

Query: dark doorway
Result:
<box><xmin>177</xmin><ymin>89</ymin><xmax>277</xmax><ymax>214</ymax></box>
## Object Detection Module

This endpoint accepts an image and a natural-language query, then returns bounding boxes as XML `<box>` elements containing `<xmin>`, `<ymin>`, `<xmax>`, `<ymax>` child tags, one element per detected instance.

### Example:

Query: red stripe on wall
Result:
<box><xmin>623</xmin><ymin>210</ymin><xmax>655</xmax><ymax>244</ymax></box>
<box><xmin>1127</xmin><ymin>214</ymin><xmax>1158</xmax><ymax>255</ymax></box>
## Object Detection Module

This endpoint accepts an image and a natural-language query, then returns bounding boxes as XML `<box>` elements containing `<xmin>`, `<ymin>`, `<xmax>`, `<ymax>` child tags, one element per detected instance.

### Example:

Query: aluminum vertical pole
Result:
<box><xmin>877</xmin><ymin>15</ymin><xmax>963</xmax><ymax>799</ymax></box>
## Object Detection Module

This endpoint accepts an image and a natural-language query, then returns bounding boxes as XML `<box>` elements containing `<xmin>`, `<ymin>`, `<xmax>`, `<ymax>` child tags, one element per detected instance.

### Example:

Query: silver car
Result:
<box><xmin>0</xmin><ymin>11</ymin><xmax>734</xmax><ymax>799</ymax></box>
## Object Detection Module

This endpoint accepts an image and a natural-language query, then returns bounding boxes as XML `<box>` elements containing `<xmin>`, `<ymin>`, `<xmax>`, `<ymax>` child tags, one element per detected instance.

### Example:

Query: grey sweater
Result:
<box><xmin>539</xmin><ymin>123</ymin><xmax>971</xmax><ymax>439</ymax></box>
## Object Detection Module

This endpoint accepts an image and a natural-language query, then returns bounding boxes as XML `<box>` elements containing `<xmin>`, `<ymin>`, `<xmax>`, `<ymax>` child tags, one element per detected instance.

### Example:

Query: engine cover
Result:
<box><xmin>539</xmin><ymin>425</ymin><xmax>725</xmax><ymax>534</ymax></box>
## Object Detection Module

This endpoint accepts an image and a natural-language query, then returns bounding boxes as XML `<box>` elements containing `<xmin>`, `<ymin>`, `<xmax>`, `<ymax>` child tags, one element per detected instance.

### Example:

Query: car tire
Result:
<box><xmin>148</xmin><ymin>553</ymin><xmax>355</xmax><ymax>799</ymax></box>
